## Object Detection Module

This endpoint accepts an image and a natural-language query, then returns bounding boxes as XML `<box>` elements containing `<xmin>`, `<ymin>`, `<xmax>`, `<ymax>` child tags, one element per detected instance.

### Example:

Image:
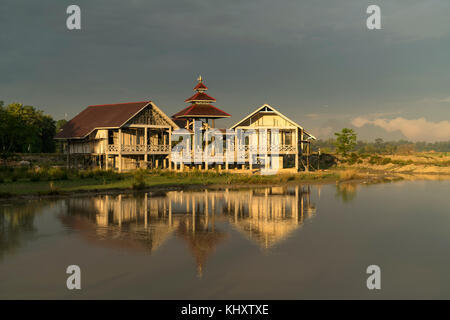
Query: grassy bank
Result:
<box><xmin>1</xmin><ymin>151</ymin><xmax>449</xmax><ymax>198</ymax></box>
<box><xmin>0</xmin><ymin>168</ymin><xmax>341</xmax><ymax>197</ymax></box>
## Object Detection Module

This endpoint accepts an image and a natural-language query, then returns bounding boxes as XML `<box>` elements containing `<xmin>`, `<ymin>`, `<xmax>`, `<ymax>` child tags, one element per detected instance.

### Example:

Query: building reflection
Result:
<box><xmin>222</xmin><ymin>186</ymin><xmax>316</xmax><ymax>249</ymax></box>
<box><xmin>61</xmin><ymin>186</ymin><xmax>316</xmax><ymax>275</ymax></box>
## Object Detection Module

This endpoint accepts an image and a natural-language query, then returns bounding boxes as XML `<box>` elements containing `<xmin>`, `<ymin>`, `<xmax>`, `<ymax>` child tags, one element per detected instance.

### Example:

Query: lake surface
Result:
<box><xmin>1</xmin><ymin>180</ymin><xmax>449</xmax><ymax>299</ymax></box>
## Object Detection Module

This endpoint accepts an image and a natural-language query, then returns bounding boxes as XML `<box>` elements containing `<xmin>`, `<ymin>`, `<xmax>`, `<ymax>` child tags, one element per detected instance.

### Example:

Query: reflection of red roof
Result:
<box><xmin>55</xmin><ymin>101</ymin><xmax>151</xmax><ymax>139</ymax></box>
<box><xmin>172</xmin><ymin>104</ymin><xmax>231</xmax><ymax>118</ymax></box>
<box><xmin>184</xmin><ymin>92</ymin><xmax>216</xmax><ymax>103</ymax></box>
<box><xmin>194</xmin><ymin>82</ymin><xmax>208</xmax><ymax>91</ymax></box>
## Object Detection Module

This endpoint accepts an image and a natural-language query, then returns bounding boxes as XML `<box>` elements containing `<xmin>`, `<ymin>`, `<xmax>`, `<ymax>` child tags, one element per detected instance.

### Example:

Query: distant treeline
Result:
<box><xmin>0</xmin><ymin>101</ymin><xmax>66</xmax><ymax>159</ymax></box>
<box><xmin>312</xmin><ymin>138</ymin><xmax>450</xmax><ymax>154</ymax></box>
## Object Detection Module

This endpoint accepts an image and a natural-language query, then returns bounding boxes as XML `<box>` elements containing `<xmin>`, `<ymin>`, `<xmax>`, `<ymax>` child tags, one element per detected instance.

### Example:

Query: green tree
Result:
<box><xmin>334</xmin><ymin>128</ymin><xmax>357</xmax><ymax>157</ymax></box>
<box><xmin>0</xmin><ymin>102</ymin><xmax>56</xmax><ymax>160</ymax></box>
<box><xmin>56</xmin><ymin>119</ymin><xmax>68</xmax><ymax>133</ymax></box>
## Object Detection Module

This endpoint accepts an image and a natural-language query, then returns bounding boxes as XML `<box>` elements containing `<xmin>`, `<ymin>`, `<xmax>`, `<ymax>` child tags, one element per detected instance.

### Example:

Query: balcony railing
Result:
<box><xmin>107</xmin><ymin>144</ymin><xmax>170</xmax><ymax>153</ymax></box>
<box><xmin>106</xmin><ymin>144</ymin><xmax>295</xmax><ymax>154</ymax></box>
<box><xmin>237</xmin><ymin>144</ymin><xmax>295</xmax><ymax>153</ymax></box>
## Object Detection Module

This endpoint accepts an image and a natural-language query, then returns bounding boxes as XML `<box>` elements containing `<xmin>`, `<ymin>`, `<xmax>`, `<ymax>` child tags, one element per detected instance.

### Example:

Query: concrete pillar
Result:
<box><xmin>205</xmin><ymin>131</ymin><xmax>208</xmax><ymax>170</ymax></box>
<box><xmin>118</xmin><ymin>129</ymin><xmax>123</xmax><ymax>172</ymax></box>
<box><xmin>279</xmin><ymin>156</ymin><xmax>284</xmax><ymax>169</ymax></box>
<box><xmin>234</xmin><ymin>133</ymin><xmax>238</xmax><ymax>169</ymax></box>
<box><xmin>144</xmin><ymin>127</ymin><xmax>148</xmax><ymax>167</ymax></box>
<box><xmin>295</xmin><ymin>128</ymin><xmax>299</xmax><ymax>171</ymax></box>
<box><xmin>180</xmin><ymin>151</ymin><xmax>184</xmax><ymax>171</ymax></box>
<box><xmin>168</xmin><ymin>129</ymin><xmax>172</xmax><ymax>170</ymax></box>
<box><xmin>105</xmin><ymin>132</ymin><xmax>109</xmax><ymax>170</ymax></box>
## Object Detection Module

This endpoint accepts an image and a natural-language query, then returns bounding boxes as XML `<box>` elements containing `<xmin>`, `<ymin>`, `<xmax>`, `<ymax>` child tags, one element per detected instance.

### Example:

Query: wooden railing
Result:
<box><xmin>107</xmin><ymin>144</ymin><xmax>170</xmax><ymax>153</ymax></box>
<box><xmin>106</xmin><ymin>143</ymin><xmax>295</xmax><ymax>155</ymax></box>
<box><xmin>148</xmin><ymin>144</ymin><xmax>170</xmax><ymax>152</ymax></box>
<box><xmin>237</xmin><ymin>144</ymin><xmax>295</xmax><ymax>153</ymax></box>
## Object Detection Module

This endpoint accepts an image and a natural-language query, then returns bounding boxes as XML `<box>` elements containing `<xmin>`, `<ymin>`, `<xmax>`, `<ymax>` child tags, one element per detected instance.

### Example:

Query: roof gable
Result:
<box><xmin>230</xmin><ymin>104</ymin><xmax>316</xmax><ymax>139</ymax></box>
<box><xmin>56</xmin><ymin>101</ymin><xmax>178</xmax><ymax>139</ymax></box>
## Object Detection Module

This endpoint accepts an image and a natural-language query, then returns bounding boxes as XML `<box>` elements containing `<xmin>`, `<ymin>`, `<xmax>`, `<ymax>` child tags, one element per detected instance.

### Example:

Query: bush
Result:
<box><xmin>29</xmin><ymin>170</ymin><xmax>42</xmax><ymax>182</ymax></box>
<box><xmin>132</xmin><ymin>169</ymin><xmax>147</xmax><ymax>190</ymax></box>
<box><xmin>346</xmin><ymin>153</ymin><xmax>359</xmax><ymax>165</ymax></box>
<box><xmin>368</xmin><ymin>155</ymin><xmax>382</xmax><ymax>165</ymax></box>
<box><xmin>48</xmin><ymin>168</ymin><xmax>68</xmax><ymax>180</ymax></box>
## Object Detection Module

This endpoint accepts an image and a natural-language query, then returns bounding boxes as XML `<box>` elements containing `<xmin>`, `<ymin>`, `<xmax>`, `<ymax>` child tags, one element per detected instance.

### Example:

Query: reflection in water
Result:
<box><xmin>335</xmin><ymin>183</ymin><xmax>357</xmax><ymax>203</ymax></box>
<box><xmin>222</xmin><ymin>187</ymin><xmax>316</xmax><ymax>249</ymax></box>
<box><xmin>60</xmin><ymin>186</ymin><xmax>316</xmax><ymax>276</ymax></box>
<box><xmin>0</xmin><ymin>202</ymin><xmax>47</xmax><ymax>261</ymax></box>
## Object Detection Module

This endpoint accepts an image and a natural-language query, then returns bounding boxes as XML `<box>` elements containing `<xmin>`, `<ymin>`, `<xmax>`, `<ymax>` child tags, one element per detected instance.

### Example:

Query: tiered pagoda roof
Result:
<box><xmin>172</xmin><ymin>104</ymin><xmax>230</xmax><ymax>118</ymax></box>
<box><xmin>172</xmin><ymin>76</ymin><xmax>231</xmax><ymax>119</ymax></box>
<box><xmin>184</xmin><ymin>92</ymin><xmax>216</xmax><ymax>103</ymax></box>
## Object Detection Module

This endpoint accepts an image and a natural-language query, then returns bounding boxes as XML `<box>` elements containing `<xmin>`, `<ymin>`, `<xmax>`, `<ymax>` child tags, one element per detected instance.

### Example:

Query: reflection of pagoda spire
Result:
<box><xmin>176</xmin><ymin>219</ymin><xmax>227</xmax><ymax>278</ymax></box>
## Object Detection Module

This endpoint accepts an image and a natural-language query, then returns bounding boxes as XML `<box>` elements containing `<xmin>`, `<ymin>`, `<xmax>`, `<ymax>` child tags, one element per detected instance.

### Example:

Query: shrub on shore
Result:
<box><xmin>132</xmin><ymin>169</ymin><xmax>147</xmax><ymax>190</ymax></box>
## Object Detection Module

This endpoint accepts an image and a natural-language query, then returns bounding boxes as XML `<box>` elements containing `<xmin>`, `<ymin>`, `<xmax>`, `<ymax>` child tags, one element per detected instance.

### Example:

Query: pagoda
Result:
<box><xmin>172</xmin><ymin>76</ymin><xmax>231</xmax><ymax>131</ymax></box>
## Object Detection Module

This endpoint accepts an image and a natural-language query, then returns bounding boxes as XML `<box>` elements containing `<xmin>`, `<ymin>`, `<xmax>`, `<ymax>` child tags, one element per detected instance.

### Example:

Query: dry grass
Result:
<box><xmin>338</xmin><ymin>169</ymin><xmax>362</xmax><ymax>181</ymax></box>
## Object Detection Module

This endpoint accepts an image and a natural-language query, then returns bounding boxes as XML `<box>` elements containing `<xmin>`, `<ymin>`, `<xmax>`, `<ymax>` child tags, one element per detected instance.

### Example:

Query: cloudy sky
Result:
<box><xmin>1</xmin><ymin>0</ymin><xmax>449</xmax><ymax>141</ymax></box>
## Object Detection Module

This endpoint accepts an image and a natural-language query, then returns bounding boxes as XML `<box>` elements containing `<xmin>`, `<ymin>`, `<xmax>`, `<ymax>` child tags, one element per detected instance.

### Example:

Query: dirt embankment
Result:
<box><xmin>342</xmin><ymin>153</ymin><xmax>450</xmax><ymax>175</ymax></box>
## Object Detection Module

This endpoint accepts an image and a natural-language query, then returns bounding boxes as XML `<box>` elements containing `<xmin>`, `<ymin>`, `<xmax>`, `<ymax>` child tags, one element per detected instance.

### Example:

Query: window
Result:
<box><xmin>285</xmin><ymin>132</ymin><xmax>292</xmax><ymax>145</ymax></box>
<box><xmin>108</xmin><ymin>130</ymin><xmax>114</xmax><ymax>145</ymax></box>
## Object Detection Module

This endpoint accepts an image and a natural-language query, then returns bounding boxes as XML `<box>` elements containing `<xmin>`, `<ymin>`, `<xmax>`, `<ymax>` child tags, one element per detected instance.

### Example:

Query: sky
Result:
<box><xmin>1</xmin><ymin>0</ymin><xmax>450</xmax><ymax>142</ymax></box>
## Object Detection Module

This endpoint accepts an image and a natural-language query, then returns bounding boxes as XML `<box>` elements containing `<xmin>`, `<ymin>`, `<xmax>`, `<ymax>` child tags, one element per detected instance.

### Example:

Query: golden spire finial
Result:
<box><xmin>197</xmin><ymin>75</ymin><xmax>203</xmax><ymax>82</ymax></box>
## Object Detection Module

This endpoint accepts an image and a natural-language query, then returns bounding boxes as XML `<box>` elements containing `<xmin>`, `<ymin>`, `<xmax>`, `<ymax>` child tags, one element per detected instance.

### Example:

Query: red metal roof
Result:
<box><xmin>55</xmin><ymin>101</ymin><xmax>151</xmax><ymax>139</ymax></box>
<box><xmin>172</xmin><ymin>104</ymin><xmax>231</xmax><ymax>119</ymax></box>
<box><xmin>184</xmin><ymin>92</ymin><xmax>216</xmax><ymax>103</ymax></box>
<box><xmin>193</xmin><ymin>82</ymin><xmax>208</xmax><ymax>91</ymax></box>
<box><xmin>172</xmin><ymin>118</ymin><xmax>188</xmax><ymax>129</ymax></box>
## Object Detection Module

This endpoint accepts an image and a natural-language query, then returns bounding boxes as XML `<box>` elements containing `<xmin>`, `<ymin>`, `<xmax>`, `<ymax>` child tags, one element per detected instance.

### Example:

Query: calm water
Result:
<box><xmin>1</xmin><ymin>180</ymin><xmax>449</xmax><ymax>299</ymax></box>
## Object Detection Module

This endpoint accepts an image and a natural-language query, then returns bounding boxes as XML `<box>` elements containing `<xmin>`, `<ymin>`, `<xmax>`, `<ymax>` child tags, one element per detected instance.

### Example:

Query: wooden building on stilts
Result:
<box><xmin>55</xmin><ymin>101</ymin><xmax>179</xmax><ymax>172</ymax></box>
<box><xmin>55</xmin><ymin>76</ymin><xmax>315</xmax><ymax>172</ymax></box>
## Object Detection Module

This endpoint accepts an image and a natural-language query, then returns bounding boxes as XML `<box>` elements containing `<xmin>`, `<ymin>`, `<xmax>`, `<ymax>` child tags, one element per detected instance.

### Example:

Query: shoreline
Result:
<box><xmin>1</xmin><ymin>170</ymin><xmax>449</xmax><ymax>202</ymax></box>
